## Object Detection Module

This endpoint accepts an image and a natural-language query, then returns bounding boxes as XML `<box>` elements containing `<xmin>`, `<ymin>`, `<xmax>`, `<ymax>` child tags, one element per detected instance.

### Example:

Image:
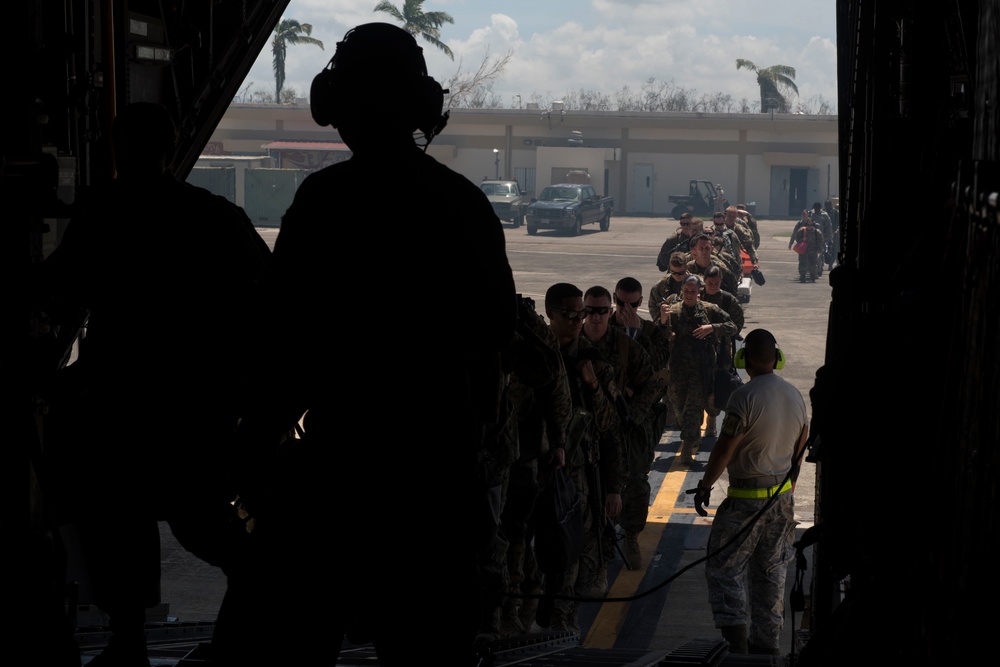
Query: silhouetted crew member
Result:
<box><xmin>36</xmin><ymin>101</ymin><xmax>270</xmax><ymax>667</ymax></box>
<box><xmin>220</xmin><ymin>24</ymin><xmax>517</xmax><ymax>667</ymax></box>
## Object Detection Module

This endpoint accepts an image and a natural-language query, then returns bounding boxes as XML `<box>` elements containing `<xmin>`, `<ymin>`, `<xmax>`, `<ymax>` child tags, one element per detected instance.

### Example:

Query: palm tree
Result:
<box><xmin>736</xmin><ymin>60</ymin><xmax>798</xmax><ymax>113</ymax></box>
<box><xmin>373</xmin><ymin>0</ymin><xmax>455</xmax><ymax>60</ymax></box>
<box><xmin>272</xmin><ymin>19</ymin><xmax>324</xmax><ymax>102</ymax></box>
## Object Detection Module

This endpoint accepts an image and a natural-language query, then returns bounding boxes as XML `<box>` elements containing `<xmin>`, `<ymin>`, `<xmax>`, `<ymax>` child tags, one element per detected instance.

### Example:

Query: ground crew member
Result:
<box><xmin>689</xmin><ymin>329</ymin><xmax>808</xmax><ymax>655</ymax></box>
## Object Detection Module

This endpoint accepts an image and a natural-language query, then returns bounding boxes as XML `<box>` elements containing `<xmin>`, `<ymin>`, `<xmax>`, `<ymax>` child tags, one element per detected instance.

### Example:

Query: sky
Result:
<box><xmin>242</xmin><ymin>0</ymin><xmax>839</xmax><ymax>111</ymax></box>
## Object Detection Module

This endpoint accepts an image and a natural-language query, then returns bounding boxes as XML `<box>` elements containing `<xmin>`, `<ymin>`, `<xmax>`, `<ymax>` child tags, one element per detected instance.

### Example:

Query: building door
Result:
<box><xmin>788</xmin><ymin>168</ymin><xmax>808</xmax><ymax>216</ymax></box>
<box><xmin>632</xmin><ymin>163</ymin><xmax>653</xmax><ymax>213</ymax></box>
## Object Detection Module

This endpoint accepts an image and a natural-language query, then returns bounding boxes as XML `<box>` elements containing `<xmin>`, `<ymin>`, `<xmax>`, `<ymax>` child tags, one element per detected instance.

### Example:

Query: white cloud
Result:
<box><xmin>243</xmin><ymin>0</ymin><xmax>838</xmax><ymax>110</ymax></box>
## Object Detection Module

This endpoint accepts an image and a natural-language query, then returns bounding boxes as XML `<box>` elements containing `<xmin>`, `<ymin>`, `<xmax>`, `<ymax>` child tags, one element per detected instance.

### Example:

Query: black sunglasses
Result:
<box><xmin>584</xmin><ymin>306</ymin><xmax>612</xmax><ymax>316</ymax></box>
<box><xmin>615</xmin><ymin>296</ymin><xmax>642</xmax><ymax>309</ymax></box>
<box><xmin>553</xmin><ymin>308</ymin><xmax>586</xmax><ymax>320</ymax></box>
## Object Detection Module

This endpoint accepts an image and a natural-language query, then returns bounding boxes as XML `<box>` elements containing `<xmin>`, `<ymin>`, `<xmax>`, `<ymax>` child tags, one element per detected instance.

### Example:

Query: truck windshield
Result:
<box><xmin>540</xmin><ymin>187</ymin><xmax>580</xmax><ymax>201</ymax></box>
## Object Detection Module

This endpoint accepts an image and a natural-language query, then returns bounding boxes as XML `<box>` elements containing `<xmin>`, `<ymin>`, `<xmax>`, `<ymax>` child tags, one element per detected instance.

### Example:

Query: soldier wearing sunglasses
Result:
<box><xmin>647</xmin><ymin>252</ymin><xmax>691</xmax><ymax>320</ymax></box>
<box><xmin>656</xmin><ymin>213</ymin><xmax>705</xmax><ymax>271</ymax></box>
<box><xmin>542</xmin><ymin>283</ymin><xmax>624</xmax><ymax>634</ymax></box>
<box><xmin>582</xmin><ymin>286</ymin><xmax>658</xmax><ymax>573</ymax></box>
<box><xmin>608</xmin><ymin>278</ymin><xmax>670</xmax><ymax>569</ymax></box>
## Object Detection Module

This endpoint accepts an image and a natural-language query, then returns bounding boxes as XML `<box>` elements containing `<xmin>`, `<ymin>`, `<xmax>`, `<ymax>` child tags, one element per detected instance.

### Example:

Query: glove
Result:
<box><xmin>685</xmin><ymin>481</ymin><xmax>712</xmax><ymax>517</ymax></box>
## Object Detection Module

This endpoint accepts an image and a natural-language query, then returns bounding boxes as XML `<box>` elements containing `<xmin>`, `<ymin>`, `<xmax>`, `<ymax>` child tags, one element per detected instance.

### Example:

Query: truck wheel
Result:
<box><xmin>600</xmin><ymin>212</ymin><xmax>610</xmax><ymax>232</ymax></box>
<box><xmin>671</xmin><ymin>204</ymin><xmax>689</xmax><ymax>219</ymax></box>
<box><xmin>526</xmin><ymin>225</ymin><xmax>538</xmax><ymax>236</ymax></box>
<box><xmin>571</xmin><ymin>217</ymin><xmax>583</xmax><ymax>236</ymax></box>
<box><xmin>513</xmin><ymin>214</ymin><xmax>523</xmax><ymax>228</ymax></box>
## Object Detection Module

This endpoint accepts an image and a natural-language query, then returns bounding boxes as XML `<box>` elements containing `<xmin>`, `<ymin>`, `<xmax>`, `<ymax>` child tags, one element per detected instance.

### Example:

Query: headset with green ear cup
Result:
<box><xmin>733</xmin><ymin>344</ymin><xmax>785</xmax><ymax>369</ymax></box>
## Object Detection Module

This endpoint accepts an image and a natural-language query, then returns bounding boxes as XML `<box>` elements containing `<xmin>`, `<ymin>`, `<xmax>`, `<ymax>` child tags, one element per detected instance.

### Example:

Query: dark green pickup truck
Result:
<box><xmin>524</xmin><ymin>184</ymin><xmax>614</xmax><ymax>236</ymax></box>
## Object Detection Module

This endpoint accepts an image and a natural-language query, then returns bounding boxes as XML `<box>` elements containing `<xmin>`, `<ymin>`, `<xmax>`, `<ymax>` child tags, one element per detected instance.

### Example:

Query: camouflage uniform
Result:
<box><xmin>648</xmin><ymin>275</ymin><xmax>685</xmax><ymax>320</ymax></box>
<box><xmin>587</xmin><ymin>327</ymin><xmax>658</xmax><ymax>539</ymax></box>
<box><xmin>687</xmin><ymin>258</ymin><xmax>740</xmax><ymax>300</ymax></box>
<box><xmin>711</xmin><ymin>238</ymin><xmax>744</xmax><ymax>279</ymax></box>
<box><xmin>811</xmin><ymin>209</ymin><xmax>834</xmax><ymax>270</ymax></box>
<box><xmin>656</xmin><ymin>233</ymin><xmax>697</xmax><ymax>272</ymax></box>
<box><xmin>497</xmin><ymin>304</ymin><xmax>572</xmax><ymax>635</ymax></box>
<box><xmin>706</xmin><ymin>494</ymin><xmax>796</xmax><ymax>652</ymax></box>
<box><xmin>550</xmin><ymin>336</ymin><xmax>625</xmax><ymax>633</ymax></box>
<box><xmin>727</xmin><ymin>220</ymin><xmax>759</xmax><ymax>266</ymax></box>
<box><xmin>701</xmin><ymin>289</ymin><xmax>745</xmax><ymax>428</ymax></box>
<box><xmin>737</xmin><ymin>210</ymin><xmax>761</xmax><ymax>249</ymax></box>
<box><xmin>789</xmin><ymin>224</ymin><xmax>825</xmax><ymax>281</ymax></box>
<box><xmin>663</xmin><ymin>301</ymin><xmax>736</xmax><ymax>459</ymax></box>
<box><xmin>609</xmin><ymin>314</ymin><xmax>670</xmax><ymax>567</ymax></box>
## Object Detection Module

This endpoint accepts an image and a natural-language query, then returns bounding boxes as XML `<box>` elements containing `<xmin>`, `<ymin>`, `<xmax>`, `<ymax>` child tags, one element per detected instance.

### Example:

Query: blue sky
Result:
<box><xmin>241</xmin><ymin>0</ymin><xmax>838</xmax><ymax>110</ymax></box>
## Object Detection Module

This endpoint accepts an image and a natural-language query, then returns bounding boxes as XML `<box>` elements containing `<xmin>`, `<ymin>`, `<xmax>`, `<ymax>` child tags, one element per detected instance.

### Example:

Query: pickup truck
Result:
<box><xmin>479</xmin><ymin>180</ymin><xmax>532</xmax><ymax>228</ymax></box>
<box><xmin>524</xmin><ymin>184</ymin><xmax>613</xmax><ymax>236</ymax></box>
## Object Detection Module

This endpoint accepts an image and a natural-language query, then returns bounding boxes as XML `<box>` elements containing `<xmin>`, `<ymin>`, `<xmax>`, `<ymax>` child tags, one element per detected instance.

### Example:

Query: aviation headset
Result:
<box><xmin>734</xmin><ymin>329</ymin><xmax>786</xmax><ymax>370</ymax></box>
<box><xmin>309</xmin><ymin>23</ymin><xmax>449</xmax><ymax>142</ymax></box>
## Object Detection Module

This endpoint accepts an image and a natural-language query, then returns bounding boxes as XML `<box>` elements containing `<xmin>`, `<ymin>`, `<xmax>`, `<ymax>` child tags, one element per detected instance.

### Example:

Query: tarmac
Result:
<box><xmin>73</xmin><ymin>421</ymin><xmax>816</xmax><ymax>666</ymax></box>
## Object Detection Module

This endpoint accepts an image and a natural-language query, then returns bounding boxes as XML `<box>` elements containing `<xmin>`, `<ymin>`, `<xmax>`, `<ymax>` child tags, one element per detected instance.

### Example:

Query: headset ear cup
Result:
<box><xmin>310</xmin><ymin>67</ymin><xmax>341</xmax><ymax>127</ymax></box>
<box><xmin>734</xmin><ymin>348</ymin><xmax>746</xmax><ymax>369</ymax></box>
<box><xmin>774</xmin><ymin>348</ymin><xmax>785</xmax><ymax>370</ymax></box>
<box><xmin>413</xmin><ymin>75</ymin><xmax>445</xmax><ymax>138</ymax></box>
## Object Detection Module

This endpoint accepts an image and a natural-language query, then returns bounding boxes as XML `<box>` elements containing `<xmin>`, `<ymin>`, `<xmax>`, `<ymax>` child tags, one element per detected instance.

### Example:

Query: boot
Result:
<box><xmin>475</xmin><ymin>607</ymin><xmax>502</xmax><ymax>643</ymax></box>
<box><xmin>624</xmin><ymin>532</ymin><xmax>642</xmax><ymax>569</ymax></box>
<box><xmin>499</xmin><ymin>602</ymin><xmax>527</xmax><ymax>637</ymax></box>
<box><xmin>678</xmin><ymin>440</ymin><xmax>696</xmax><ymax>466</ymax></box>
<box><xmin>720</xmin><ymin>624</ymin><xmax>748</xmax><ymax>654</ymax></box>
<box><xmin>703</xmin><ymin>417</ymin><xmax>717</xmax><ymax>437</ymax></box>
<box><xmin>518</xmin><ymin>585</ymin><xmax>542</xmax><ymax>631</ymax></box>
<box><xmin>584</xmin><ymin>561</ymin><xmax>609</xmax><ymax>597</ymax></box>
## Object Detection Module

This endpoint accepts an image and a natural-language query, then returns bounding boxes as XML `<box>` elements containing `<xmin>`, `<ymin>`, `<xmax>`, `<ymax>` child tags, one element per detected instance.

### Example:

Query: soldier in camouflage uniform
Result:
<box><xmin>544</xmin><ymin>283</ymin><xmax>625</xmax><ymax>635</ymax></box>
<box><xmin>489</xmin><ymin>297</ymin><xmax>573</xmax><ymax>637</ymax></box>
<box><xmin>701</xmin><ymin>265</ymin><xmax>745</xmax><ymax>437</ymax></box>
<box><xmin>647</xmin><ymin>252</ymin><xmax>691</xmax><ymax>319</ymax></box>
<box><xmin>710</xmin><ymin>233</ymin><xmax>744</xmax><ymax>279</ymax></box>
<box><xmin>724</xmin><ymin>206</ymin><xmax>759</xmax><ymax>269</ymax></box>
<box><xmin>662</xmin><ymin>275</ymin><xmax>737</xmax><ymax>464</ymax></box>
<box><xmin>689</xmin><ymin>329</ymin><xmax>808</xmax><ymax>655</ymax></box>
<box><xmin>607</xmin><ymin>278</ymin><xmax>670</xmax><ymax>569</ymax></box>
<box><xmin>582</xmin><ymin>286</ymin><xmax>658</xmax><ymax>572</ymax></box>
<box><xmin>811</xmin><ymin>202</ymin><xmax>834</xmax><ymax>274</ymax></box>
<box><xmin>656</xmin><ymin>213</ymin><xmax>704</xmax><ymax>271</ymax></box>
<box><xmin>687</xmin><ymin>233</ymin><xmax>741</xmax><ymax>300</ymax></box>
<box><xmin>735</xmin><ymin>204</ymin><xmax>760</xmax><ymax>249</ymax></box>
<box><xmin>788</xmin><ymin>214</ymin><xmax>825</xmax><ymax>282</ymax></box>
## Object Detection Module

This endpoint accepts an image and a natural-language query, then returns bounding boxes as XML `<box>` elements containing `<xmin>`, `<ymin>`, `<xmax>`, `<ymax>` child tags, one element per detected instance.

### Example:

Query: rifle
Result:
<box><xmin>585</xmin><ymin>425</ymin><xmax>631</xmax><ymax>573</ymax></box>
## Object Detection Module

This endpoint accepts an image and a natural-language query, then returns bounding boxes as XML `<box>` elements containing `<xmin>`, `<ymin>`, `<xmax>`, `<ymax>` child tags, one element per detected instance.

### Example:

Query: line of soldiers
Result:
<box><xmin>478</xmin><ymin>268</ymin><xmax>744</xmax><ymax>639</ymax></box>
<box><xmin>476</xmin><ymin>203</ymin><xmax>769</xmax><ymax>640</ymax></box>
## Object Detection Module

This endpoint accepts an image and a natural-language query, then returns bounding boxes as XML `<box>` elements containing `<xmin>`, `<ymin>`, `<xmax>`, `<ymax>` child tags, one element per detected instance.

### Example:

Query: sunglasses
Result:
<box><xmin>615</xmin><ymin>296</ymin><xmax>642</xmax><ymax>309</ymax></box>
<box><xmin>584</xmin><ymin>306</ymin><xmax>612</xmax><ymax>316</ymax></box>
<box><xmin>670</xmin><ymin>269</ymin><xmax>688</xmax><ymax>277</ymax></box>
<box><xmin>553</xmin><ymin>308</ymin><xmax>586</xmax><ymax>320</ymax></box>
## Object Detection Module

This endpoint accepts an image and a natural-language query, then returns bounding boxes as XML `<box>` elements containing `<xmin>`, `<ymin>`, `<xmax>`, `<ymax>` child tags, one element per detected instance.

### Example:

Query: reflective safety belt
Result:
<box><xmin>727</xmin><ymin>479</ymin><xmax>792</xmax><ymax>499</ymax></box>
